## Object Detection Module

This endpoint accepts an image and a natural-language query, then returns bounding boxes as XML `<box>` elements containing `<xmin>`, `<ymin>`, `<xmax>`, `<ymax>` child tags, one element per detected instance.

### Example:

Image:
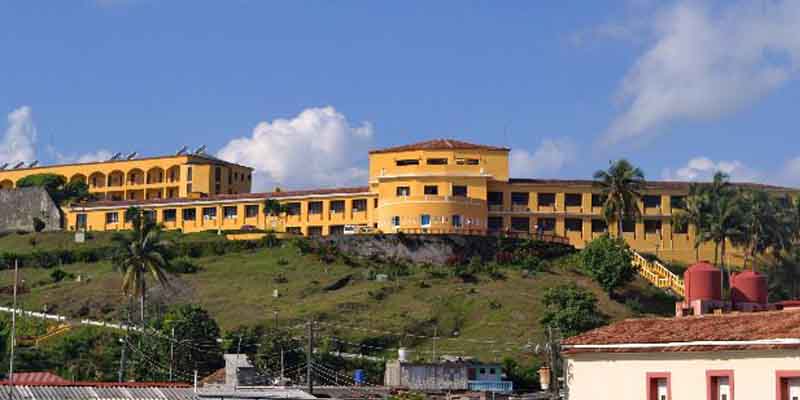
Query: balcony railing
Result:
<box><xmin>468</xmin><ymin>380</ymin><xmax>513</xmax><ymax>393</ymax></box>
<box><xmin>388</xmin><ymin>195</ymin><xmax>485</xmax><ymax>206</ymax></box>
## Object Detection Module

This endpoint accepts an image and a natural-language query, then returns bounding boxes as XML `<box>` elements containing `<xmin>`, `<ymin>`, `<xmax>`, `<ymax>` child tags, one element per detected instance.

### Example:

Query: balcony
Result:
<box><xmin>468</xmin><ymin>380</ymin><xmax>513</xmax><ymax>393</ymax></box>
<box><xmin>387</xmin><ymin>195</ymin><xmax>485</xmax><ymax>207</ymax></box>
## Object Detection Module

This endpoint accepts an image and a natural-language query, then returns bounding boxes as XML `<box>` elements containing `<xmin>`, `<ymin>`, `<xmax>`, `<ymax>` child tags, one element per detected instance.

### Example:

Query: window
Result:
<box><xmin>706</xmin><ymin>370</ymin><xmax>733</xmax><ymax>400</ymax></box>
<box><xmin>511</xmin><ymin>192</ymin><xmax>529</xmax><ymax>205</ymax></box>
<box><xmin>456</xmin><ymin>158</ymin><xmax>480</xmax><ymax>165</ymax></box>
<box><xmin>591</xmin><ymin>193</ymin><xmax>605</xmax><ymax>207</ymax></box>
<box><xmin>143</xmin><ymin>210</ymin><xmax>156</xmax><ymax>222</ymax></box>
<box><xmin>537</xmin><ymin>193</ymin><xmax>556</xmax><ymax>207</ymax></box>
<box><xmin>670</xmin><ymin>196</ymin><xmax>686</xmax><ymax>210</ymax></box>
<box><xmin>452</xmin><ymin>215</ymin><xmax>462</xmax><ymax>228</ymax></box>
<box><xmin>622</xmin><ymin>219</ymin><xmax>636</xmax><ymax>233</ymax></box>
<box><xmin>511</xmin><ymin>217</ymin><xmax>530</xmax><ymax>232</ymax></box>
<box><xmin>395</xmin><ymin>159</ymin><xmax>419</xmax><ymax>166</ymax></box>
<box><xmin>424</xmin><ymin>185</ymin><xmax>438</xmax><ymax>195</ymax></box>
<box><xmin>488</xmin><ymin>216</ymin><xmax>503</xmax><ymax>231</ymax></box>
<box><xmin>673</xmin><ymin>221</ymin><xmax>688</xmax><ymax>234</ymax></box>
<box><xmin>374</xmin><ymin>198</ymin><xmax>378</xmax><ymax>208</ymax></box>
<box><xmin>776</xmin><ymin>371</ymin><xmax>800</xmax><ymax>400</ymax></box>
<box><xmin>646</xmin><ymin>373</ymin><xmax>670</xmax><ymax>400</ymax></box>
<box><xmin>391</xmin><ymin>216</ymin><xmax>400</xmax><ymax>227</ymax></box>
<box><xmin>245</xmin><ymin>205</ymin><xmax>259</xmax><ymax>218</ymax></box>
<box><xmin>538</xmin><ymin>218</ymin><xmax>555</xmax><ymax>231</ymax></box>
<box><xmin>644</xmin><ymin>195</ymin><xmax>661</xmax><ymax>209</ymax></box>
<box><xmin>105</xmin><ymin>212</ymin><xmax>119</xmax><ymax>224</ymax></box>
<box><xmin>452</xmin><ymin>185</ymin><xmax>468</xmax><ymax>197</ymax></box>
<box><xmin>488</xmin><ymin>191</ymin><xmax>503</xmax><ymax>205</ymax></box>
<box><xmin>566</xmin><ymin>218</ymin><xmax>583</xmax><ymax>232</ymax></box>
<box><xmin>489</xmin><ymin>368</ymin><xmax>495</xmax><ymax>375</ymax></box>
<box><xmin>186</xmin><ymin>183</ymin><xmax>192</xmax><ymax>193</ymax></box>
<box><xmin>187</xmin><ymin>167</ymin><xmax>193</xmax><ymax>181</ymax></box>
<box><xmin>396</xmin><ymin>186</ymin><xmax>411</xmax><ymax>197</ymax></box>
<box><xmin>286</xmin><ymin>203</ymin><xmax>301</xmax><ymax>216</ymax></box>
<box><xmin>215</xmin><ymin>167</ymin><xmax>221</xmax><ymax>182</ymax></box>
<box><xmin>427</xmin><ymin>158</ymin><xmax>448</xmax><ymax>165</ymax></box>
<box><xmin>228</xmin><ymin>170</ymin><xmax>232</xmax><ymax>184</ymax></box>
<box><xmin>591</xmin><ymin>219</ymin><xmax>607</xmax><ymax>233</ymax></box>
<box><xmin>420</xmin><ymin>214</ymin><xmax>431</xmax><ymax>227</ymax></box>
<box><xmin>308</xmin><ymin>226</ymin><xmax>323</xmax><ymax>236</ymax></box>
<box><xmin>330</xmin><ymin>225</ymin><xmax>344</xmax><ymax>235</ymax></box>
<box><xmin>645</xmin><ymin>220</ymin><xmax>662</xmax><ymax>235</ymax></box>
<box><xmin>163</xmin><ymin>209</ymin><xmax>177</xmax><ymax>222</ymax></box>
<box><xmin>565</xmin><ymin>193</ymin><xmax>582</xmax><ymax>207</ymax></box>
<box><xmin>182</xmin><ymin>208</ymin><xmax>196</xmax><ymax>221</ymax></box>
<box><xmin>352</xmin><ymin>199</ymin><xmax>367</xmax><ymax>212</ymax></box>
<box><xmin>308</xmin><ymin>201</ymin><xmax>323</xmax><ymax>214</ymax></box>
<box><xmin>202</xmin><ymin>207</ymin><xmax>217</xmax><ymax>220</ymax></box>
<box><xmin>76</xmin><ymin>214</ymin><xmax>87</xmax><ymax>230</ymax></box>
<box><xmin>330</xmin><ymin>200</ymin><xmax>345</xmax><ymax>213</ymax></box>
<box><xmin>479</xmin><ymin>368</ymin><xmax>486</xmax><ymax>374</ymax></box>
<box><xmin>286</xmin><ymin>227</ymin><xmax>302</xmax><ymax>235</ymax></box>
<box><xmin>223</xmin><ymin>206</ymin><xmax>237</xmax><ymax>219</ymax></box>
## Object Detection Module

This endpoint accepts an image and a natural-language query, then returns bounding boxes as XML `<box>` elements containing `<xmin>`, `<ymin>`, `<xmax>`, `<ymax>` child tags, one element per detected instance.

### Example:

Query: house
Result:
<box><xmin>384</xmin><ymin>352</ymin><xmax>512</xmax><ymax>393</ymax></box>
<box><xmin>562</xmin><ymin>262</ymin><xmax>800</xmax><ymax>400</ymax></box>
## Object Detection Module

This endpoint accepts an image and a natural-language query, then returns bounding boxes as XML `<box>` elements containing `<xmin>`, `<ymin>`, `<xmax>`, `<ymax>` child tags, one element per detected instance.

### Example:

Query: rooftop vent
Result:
<box><xmin>13</xmin><ymin>162</ymin><xmax>26</xmax><ymax>169</ymax></box>
<box><xmin>194</xmin><ymin>145</ymin><xmax>207</xmax><ymax>155</ymax></box>
<box><xmin>28</xmin><ymin>160</ymin><xmax>38</xmax><ymax>168</ymax></box>
<box><xmin>126</xmin><ymin>152</ymin><xmax>138</xmax><ymax>160</ymax></box>
<box><xmin>109</xmin><ymin>152</ymin><xmax>123</xmax><ymax>161</ymax></box>
<box><xmin>176</xmin><ymin>145</ymin><xmax>188</xmax><ymax>156</ymax></box>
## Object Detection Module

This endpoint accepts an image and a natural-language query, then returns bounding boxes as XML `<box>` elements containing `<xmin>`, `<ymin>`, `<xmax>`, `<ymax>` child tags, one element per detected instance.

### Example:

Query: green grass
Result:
<box><xmin>0</xmin><ymin>230</ymin><xmax>223</xmax><ymax>253</ymax></box>
<box><xmin>0</xmin><ymin>232</ymin><xmax>673</xmax><ymax>362</ymax></box>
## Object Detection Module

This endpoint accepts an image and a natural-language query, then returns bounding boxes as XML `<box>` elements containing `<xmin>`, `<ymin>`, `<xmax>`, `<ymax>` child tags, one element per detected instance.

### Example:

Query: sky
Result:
<box><xmin>2</xmin><ymin>0</ymin><xmax>800</xmax><ymax>190</ymax></box>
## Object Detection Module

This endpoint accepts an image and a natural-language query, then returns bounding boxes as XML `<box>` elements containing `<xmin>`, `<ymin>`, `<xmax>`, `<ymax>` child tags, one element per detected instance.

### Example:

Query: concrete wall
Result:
<box><xmin>566</xmin><ymin>350</ymin><xmax>800</xmax><ymax>400</ymax></box>
<box><xmin>0</xmin><ymin>187</ymin><xmax>61</xmax><ymax>233</ymax></box>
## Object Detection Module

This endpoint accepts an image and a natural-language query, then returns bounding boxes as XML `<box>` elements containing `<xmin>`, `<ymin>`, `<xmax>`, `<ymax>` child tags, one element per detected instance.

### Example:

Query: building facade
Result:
<box><xmin>0</xmin><ymin>153</ymin><xmax>252</xmax><ymax>200</ymax></box>
<box><xmin>63</xmin><ymin>139</ymin><xmax>796</xmax><ymax>264</ymax></box>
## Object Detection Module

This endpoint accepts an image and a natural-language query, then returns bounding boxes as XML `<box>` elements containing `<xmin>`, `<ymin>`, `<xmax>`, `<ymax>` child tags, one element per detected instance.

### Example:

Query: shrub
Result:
<box><xmin>541</xmin><ymin>284</ymin><xmax>607</xmax><ymax>337</ymax></box>
<box><xmin>580</xmin><ymin>235</ymin><xmax>635</xmax><ymax>297</ymax></box>
<box><xmin>276</xmin><ymin>258</ymin><xmax>289</xmax><ymax>266</ymax></box>
<box><xmin>625</xmin><ymin>297</ymin><xmax>644</xmax><ymax>316</ymax></box>
<box><xmin>50</xmin><ymin>268</ymin><xmax>70</xmax><ymax>283</ymax></box>
<box><xmin>273</xmin><ymin>273</ymin><xmax>288</xmax><ymax>284</ymax></box>
<box><xmin>520</xmin><ymin>255</ymin><xmax>546</xmax><ymax>274</ymax></box>
<box><xmin>32</xmin><ymin>217</ymin><xmax>46</xmax><ymax>233</ymax></box>
<box><xmin>167</xmin><ymin>258</ymin><xmax>200</xmax><ymax>274</ymax></box>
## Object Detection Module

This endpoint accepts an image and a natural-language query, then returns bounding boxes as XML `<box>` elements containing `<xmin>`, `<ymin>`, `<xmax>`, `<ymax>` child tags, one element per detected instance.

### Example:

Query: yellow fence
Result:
<box><xmin>631</xmin><ymin>251</ymin><xmax>685</xmax><ymax>297</ymax></box>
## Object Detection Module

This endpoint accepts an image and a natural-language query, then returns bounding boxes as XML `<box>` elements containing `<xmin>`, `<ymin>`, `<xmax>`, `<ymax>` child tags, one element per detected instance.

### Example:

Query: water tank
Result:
<box><xmin>398</xmin><ymin>347</ymin><xmax>409</xmax><ymax>362</ymax></box>
<box><xmin>731</xmin><ymin>270</ymin><xmax>768</xmax><ymax>304</ymax></box>
<box><xmin>684</xmin><ymin>261</ymin><xmax>722</xmax><ymax>303</ymax></box>
<box><xmin>354</xmin><ymin>369</ymin><xmax>365</xmax><ymax>385</ymax></box>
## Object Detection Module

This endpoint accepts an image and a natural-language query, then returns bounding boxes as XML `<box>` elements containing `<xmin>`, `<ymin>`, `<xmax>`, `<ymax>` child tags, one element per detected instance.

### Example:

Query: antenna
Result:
<box><xmin>194</xmin><ymin>145</ymin><xmax>207</xmax><ymax>155</ymax></box>
<box><xmin>13</xmin><ymin>162</ymin><xmax>25</xmax><ymax>169</ymax></box>
<box><xmin>176</xmin><ymin>145</ymin><xmax>188</xmax><ymax>156</ymax></box>
<box><xmin>28</xmin><ymin>160</ymin><xmax>38</xmax><ymax>168</ymax></box>
<box><xmin>126</xmin><ymin>152</ymin><xmax>138</xmax><ymax>160</ymax></box>
<box><xmin>109</xmin><ymin>152</ymin><xmax>123</xmax><ymax>161</ymax></box>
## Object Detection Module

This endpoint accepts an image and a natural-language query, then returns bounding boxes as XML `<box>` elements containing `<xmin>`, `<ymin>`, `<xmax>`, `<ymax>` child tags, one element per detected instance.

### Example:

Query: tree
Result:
<box><xmin>593</xmin><ymin>159</ymin><xmax>645</xmax><ymax>237</ymax></box>
<box><xmin>162</xmin><ymin>304</ymin><xmax>224</xmax><ymax>378</ymax></box>
<box><xmin>768</xmin><ymin>248</ymin><xmax>800</xmax><ymax>301</ymax></box>
<box><xmin>16</xmin><ymin>173</ymin><xmax>93</xmax><ymax>204</ymax></box>
<box><xmin>736</xmin><ymin>190</ymin><xmax>790</xmax><ymax>270</ymax></box>
<box><xmin>700</xmin><ymin>173</ymin><xmax>744</xmax><ymax>284</ymax></box>
<box><xmin>247</xmin><ymin>327</ymin><xmax>305</xmax><ymax>379</ymax></box>
<box><xmin>672</xmin><ymin>182</ymin><xmax>708</xmax><ymax>261</ymax></box>
<box><xmin>540</xmin><ymin>284</ymin><xmax>607</xmax><ymax>337</ymax></box>
<box><xmin>580</xmin><ymin>235</ymin><xmax>635</xmax><ymax>297</ymax></box>
<box><xmin>264</xmin><ymin>199</ymin><xmax>285</xmax><ymax>216</ymax></box>
<box><xmin>111</xmin><ymin>206</ymin><xmax>171</xmax><ymax>322</ymax></box>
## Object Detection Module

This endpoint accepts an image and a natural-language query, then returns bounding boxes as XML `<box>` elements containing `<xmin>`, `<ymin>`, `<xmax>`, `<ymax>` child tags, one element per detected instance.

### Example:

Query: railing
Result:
<box><xmin>468</xmin><ymin>380</ymin><xmax>513</xmax><ymax>393</ymax></box>
<box><xmin>394</xmin><ymin>227</ymin><xmax>488</xmax><ymax>236</ymax></box>
<box><xmin>631</xmin><ymin>250</ymin><xmax>685</xmax><ymax>297</ymax></box>
<box><xmin>389</xmin><ymin>195</ymin><xmax>486</xmax><ymax>206</ymax></box>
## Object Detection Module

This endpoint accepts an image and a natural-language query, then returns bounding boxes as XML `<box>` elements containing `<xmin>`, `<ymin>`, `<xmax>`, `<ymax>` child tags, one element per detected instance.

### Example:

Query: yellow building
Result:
<box><xmin>64</xmin><ymin>139</ymin><xmax>796</xmax><ymax>265</ymax></box>
<box><xmin>0</xmin><ymin>152</ymin><xmax>252</xmax><ymax>200</ymax></box>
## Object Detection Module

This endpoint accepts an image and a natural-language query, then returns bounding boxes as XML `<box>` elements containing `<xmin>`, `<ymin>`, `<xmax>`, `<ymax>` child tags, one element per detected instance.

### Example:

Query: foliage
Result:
<box><xmin>166</xmin><ymin>257</ymin><xmax>199</xmax><ymax>274</ymax></box>
<box><xmin>16</xmin><ymin>173</ymin><xmax>92</xmax><ymax>204</ymax></box>
<box><xmin>580</xmin><ymin>235</ymin><xmax>635</xmax><ymax>296</ymax></box>
<box><xmin>32</xmin><ymin>217</ymin><xmax>46</xmax><ymax>233</ymax></box>
<box><xmin>593</xmin><ymin>159</ymin><xmax>645</xmax><ymax>235</ymax></box>
<box><xmin>160</xmin><ymin>304</ymin><xmax>224</xmax><ymax>378</ymax></box>
<box><xmin>50</xmin><ymin>268</ymin><xmax>74</xmax><ymax>283</ymax></box>
<box><xmin>247</xmin><ymin>327</ymin><xmax>305</xmax><ymax>378</ymax></box>
<box><xmin>502</xmin><ymin>357</ymin><xmax>541</xmax><ymax>392</ymax></box>
<box><xmin>263</xmin><ymin>199</ymin><xmax>285</xmax><ymax>216</ymax></box>
<box><xmin>541</xmin><ymin>284</ymin><xmax>607</xmax><ymax>337</ymax></box>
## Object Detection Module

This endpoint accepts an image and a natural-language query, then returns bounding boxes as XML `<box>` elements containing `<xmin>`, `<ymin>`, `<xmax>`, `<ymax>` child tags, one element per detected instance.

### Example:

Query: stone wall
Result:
<box><xmin>0</xmin><ymin>187</ymin><xmax>61</xmax><ymax>233</ymax></box>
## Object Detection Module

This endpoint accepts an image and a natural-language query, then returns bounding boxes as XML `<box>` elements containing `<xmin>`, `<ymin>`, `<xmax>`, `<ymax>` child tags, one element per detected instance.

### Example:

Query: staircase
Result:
<box><xmin>631</xmin><ymin>251</ymin><xmax>685</xmax><ymax>297</ymax></box>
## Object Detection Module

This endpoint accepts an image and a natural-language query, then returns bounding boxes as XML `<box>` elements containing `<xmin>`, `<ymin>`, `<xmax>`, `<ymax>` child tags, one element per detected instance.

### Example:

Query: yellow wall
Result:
<box><xmin>0</xmin><ymin>155</ymin><xmax>252</xmax><ymax>200</ymax></box>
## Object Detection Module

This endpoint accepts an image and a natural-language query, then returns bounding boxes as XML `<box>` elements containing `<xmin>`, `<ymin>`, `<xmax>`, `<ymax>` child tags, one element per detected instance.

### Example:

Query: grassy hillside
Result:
<box><xmin>0</xmin><ymin>231</ymin><xmax>673</xmax><ymax>362</ymax></box>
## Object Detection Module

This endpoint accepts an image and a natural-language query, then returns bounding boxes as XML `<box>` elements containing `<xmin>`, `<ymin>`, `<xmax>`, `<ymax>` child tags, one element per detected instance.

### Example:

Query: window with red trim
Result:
<box><xmin>707</xmin><ymin>370</ymin><xmax>734</xmax><ymax>400</ymax></box>
<box><xmin>647</xmin><ymin>372</ymin><xmax>671</xmax><ymax>400</ymax></box>
<box><xmin>776</xmin><ymin>371</ymin><xmax>800</xmax><ymax>400</ymax></box>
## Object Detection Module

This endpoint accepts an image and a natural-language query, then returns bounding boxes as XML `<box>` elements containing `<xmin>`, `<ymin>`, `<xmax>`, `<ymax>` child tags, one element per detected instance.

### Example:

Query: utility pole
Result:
<box><xmin>432</xmin><ymin>327</ymin><xmax>438</xmax><ymax>362</ymax></box>
<box><xmin>9</xmin><ymin>260</ymin><xmax>19</xmax><ymax>400</ymax></box>
<box><xmin>169</xmin><ymin>327</ymin><xmax>175</xmax><ymax>381</ymax></box>
<box><xmin>306</xmin><ymin>320</ymin><xmax>314</xmax><ymax>395</ymax></box>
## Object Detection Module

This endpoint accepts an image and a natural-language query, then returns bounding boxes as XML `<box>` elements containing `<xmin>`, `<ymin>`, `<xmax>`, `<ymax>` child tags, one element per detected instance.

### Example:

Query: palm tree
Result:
<box><xmin>736</xmin><ymin>190</ymin><xmax>790</xmax><ymax>270</ymax></box>
<box><xmin>593</xmin><ymin>159</ymin><xmax>646</xmax><ymax>237</ymax></box>
<box><xmin>264</xmin><ymin>199</ymin><xmax>285</xmax><ymax>216</ymax></box>
<box><xmin>703</xmin><ymin>178</ymin><xmax>744</xmax><ymax>285</ymax></box>
<box><xmin>672</xmin><ymin>182</ymin><xmax>708</xmax><ymax>262</ymax></box>
<box><xmin>112</xmin><ymin>206</ymin><xmax>171</xmax><ymax>323</ymax></box>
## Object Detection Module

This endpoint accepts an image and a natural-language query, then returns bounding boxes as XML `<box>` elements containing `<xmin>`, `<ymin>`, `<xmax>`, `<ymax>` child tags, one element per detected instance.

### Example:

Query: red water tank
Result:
<box><xmin>684</xmin><ymin>261</ymin><xmax>722</xmax><ymax>303</ymax></box>
<box><xmin>731</xmin><ymin>270</ymin><xmax>768</xmax><ymax>304</ymax></box>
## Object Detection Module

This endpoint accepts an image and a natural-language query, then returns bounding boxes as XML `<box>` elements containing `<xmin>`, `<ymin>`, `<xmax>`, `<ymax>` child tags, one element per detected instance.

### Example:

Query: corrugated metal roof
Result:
<box><xmin>0</xmin><ymin>386</ymin><xmax>196</xmax><ymax>400</ymax></box>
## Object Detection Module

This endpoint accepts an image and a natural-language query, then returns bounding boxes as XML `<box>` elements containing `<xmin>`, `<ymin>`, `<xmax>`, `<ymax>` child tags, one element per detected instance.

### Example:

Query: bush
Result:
<box><xmin>276</xmin><ymin>258</ymin><xmax>289</xmax><ymax>266</ymax></box>
<box><xmin>541</xmin><ymin>283</ymin><xmax>607</xmax><ymax>337</ymax></box>
<box><xmin>32</xmin><ymin>218</ymin><xmax>46</xmax><ymax>233</ymax></box>
<box><xmin>167</xmin><ymin>258</ymin><xmax>200</xmax><ymax>274</ymax></box>
<box><xmin>580</xmin><ymin>235</ymin><xmax>635</xmax><ymax>297</ymax></box>
<box><xmin>50</xmin><ymin>268</ymin><xmax>72</xmax><ymax>283</ymax></box>
<box><xmin>520</xmin><ymin>255</ymin><xmax>546</xmax><ymax>274</ymax></box>
<box><xmin>625</xmin><ymin>297</ymin><xmax>644</xmax><ymax>316</ymax></box>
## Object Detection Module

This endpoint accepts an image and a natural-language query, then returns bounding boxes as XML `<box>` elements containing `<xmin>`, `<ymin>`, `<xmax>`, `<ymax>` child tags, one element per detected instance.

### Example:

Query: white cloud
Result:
<box><xmin>49</xmin><ymin>148</ymin><xmax>114</xmax><ymax>164</ymax></box>
<box><xmin>780</xmin><ymin>156</ymin><xmax>800</xmax><ymax>187</ymax></box>
<box><xmin>0</xmin><ymin>106</ymin><xmax>37</xmax><ymax>165</ymax></box>
<box><xmin>605</xmin><ymin>0</ymin><xmax>800</xmax><ymax>144</ymax></box>
<box><xmin>510</xmin><ymin>138</ymin><xmax>576</xmax><ymax>178</ymax></box>
<box><xmin>661</xmin><ymin>156</ymin><xmax>760</xmax><ymax>182</ymax></box>
<box><xmin>217</xmin><ymin>106</ymin><xmax>374</xmax><ymax>191</ymax></box>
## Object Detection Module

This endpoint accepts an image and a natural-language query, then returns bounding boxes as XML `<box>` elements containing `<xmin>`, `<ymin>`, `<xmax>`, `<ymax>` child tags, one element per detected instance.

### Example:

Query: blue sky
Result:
<box><xmin>2</xmin><ymin>0</ymin><xmax>800</xmax><ymax>190</ymax></box>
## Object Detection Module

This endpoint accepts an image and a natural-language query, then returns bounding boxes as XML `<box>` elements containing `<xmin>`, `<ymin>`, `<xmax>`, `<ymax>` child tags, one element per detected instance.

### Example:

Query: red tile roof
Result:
<box><xmin>69</xmin><ymin>186</ymin><xmax>373</xmax><ymax>209</ymax></box>
<box><xmin>509</xmin><ymin>178</ymin><xmax>795</xmax><ymax>191</ymax></box>
<box><xmin>369</xmin><ymin>139</ymin><xmax>510</xmax><ymax>154</ymax></box>
<box><xmin>5</xmin><ymin>372</ymin><xmax>68</xmax><ymax>384</ymax></box>
<box><xmin>562</xmin><ymin>309</ymin><xmax>800</xmax><ymax>354</ymax></box>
